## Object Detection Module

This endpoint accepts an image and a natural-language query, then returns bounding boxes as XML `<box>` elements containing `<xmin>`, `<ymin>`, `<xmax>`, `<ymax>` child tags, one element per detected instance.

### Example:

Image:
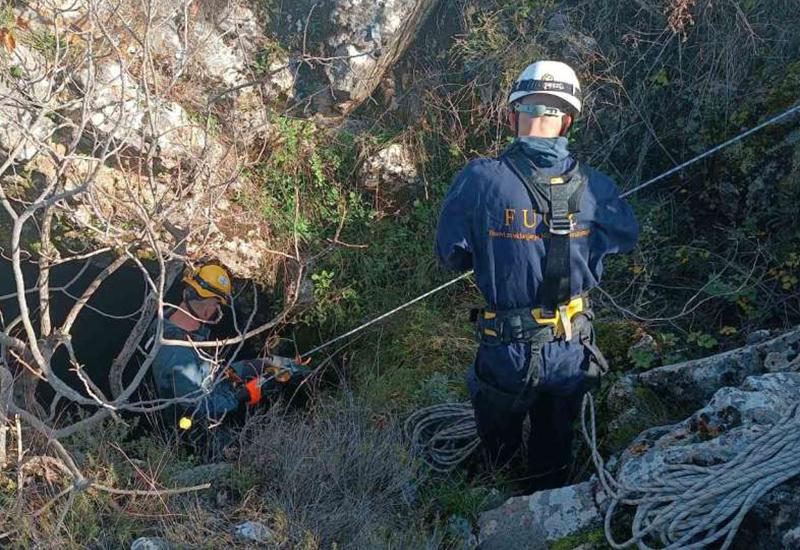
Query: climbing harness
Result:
<box><xmin>472</xmin><ymin>296</ymin><xmax>603</xmax><ymax>410</ymax></box>
<box><xmin>501</xmin><ymin>141</ymin><xmax>588</xmax><ymax>322</ymax></box>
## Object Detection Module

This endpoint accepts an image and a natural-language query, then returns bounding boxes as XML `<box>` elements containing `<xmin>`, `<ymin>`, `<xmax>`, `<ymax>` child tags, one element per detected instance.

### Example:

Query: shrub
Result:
<box><xmin>236</xmin><ymin>397</ymin><xmax>438</xmax><ymax>548</ymax></box>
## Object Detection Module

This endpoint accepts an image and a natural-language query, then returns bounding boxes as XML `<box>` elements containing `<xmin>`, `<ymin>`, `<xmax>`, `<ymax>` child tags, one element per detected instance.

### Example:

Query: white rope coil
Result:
<box><xmin>582</xmin><ymin>392</ymin><xmax>800</xmax><ymax>550</ymax></box>
<box><xmin>404</xmin><ymin>402</ymin><xmax>480</xmax><ymax>473</ymax></box>
<box><xmin>405</xmin><ymin>392</ymin><xmax>800</xmax><ymax>549</ymax></box>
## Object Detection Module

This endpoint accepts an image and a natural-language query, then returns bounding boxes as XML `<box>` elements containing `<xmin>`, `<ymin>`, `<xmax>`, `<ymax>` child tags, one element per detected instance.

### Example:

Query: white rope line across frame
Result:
<box><xmin>396</xmin><ymin>101</ymin><xmax>800</xmax><ymax>549</ymax></box>
<box><xmin>303</xmin><ymin>101</ymin><xmax>800</xmax><ymax>359</ymax></box>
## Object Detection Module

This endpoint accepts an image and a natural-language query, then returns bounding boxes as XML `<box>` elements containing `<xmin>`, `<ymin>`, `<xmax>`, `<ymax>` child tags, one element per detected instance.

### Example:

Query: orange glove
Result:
<box><xmin>244</xmin><ymin>377</ymin><xmax>262</xmax><ymax>406</ymax></box>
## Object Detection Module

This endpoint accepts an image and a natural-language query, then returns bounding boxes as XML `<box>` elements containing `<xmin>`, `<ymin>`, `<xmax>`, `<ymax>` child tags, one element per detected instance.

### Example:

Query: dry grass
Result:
<box><xmin>236</xmin><ymin>396</ymin><xmax>443</xmax><ymax>549</ymax></box>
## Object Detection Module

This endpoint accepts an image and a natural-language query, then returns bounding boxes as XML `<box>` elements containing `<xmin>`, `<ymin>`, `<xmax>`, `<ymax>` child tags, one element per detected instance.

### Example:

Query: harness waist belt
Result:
<box><xmin>480</xmin><ymin>295</ymin><xmax>588</xmax><ymax>342</ymax></box>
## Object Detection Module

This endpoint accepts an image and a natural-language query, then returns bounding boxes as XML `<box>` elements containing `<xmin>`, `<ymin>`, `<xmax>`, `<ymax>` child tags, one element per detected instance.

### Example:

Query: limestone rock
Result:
<box><xmin>478</xmin><ymin>481</ymin><xmax>602</xmax><ymax>549</ymax></box>
<box><xmin>614</xmin><ymin>372</ymin><xmax>800</xmax><ymax>548</ymax></box>
<box><xmin>609</xmin><ymin>327</ymin><xmax>800</xmax><ymax>420</ymax></box>
<box><xmin>212</xmin><ymin>2</ymin><xmax>265</xmax><ymax>55</ymax></box>
<box><xmin>477</xmin><ymin>360</ymin><xmax>800</xmax><ymax>549</ymax></box>
<box><xmin>0</xmin><ymin>43</ymin><xmax>56</xmax><ymax>162</ymax></box>
<box><xmin>263</xmin><ymin>58</ymin><xmax>298</xmax><ymax>101</ymax></box>
<box><xmin>130</xmin><ymin>537</ymin><xmax>171</xmax><ymax>550</ymax></box>
<box><xmin>0</xmin><ymin>80</ymin><xmax>56</xmax><ymax>162</ymax></box>
<box><xmin>360</xmin><ymin>142</ymin><xmax>419</xmax><ymax>193</ymax></box>
<box><xmin>192</xmin><ymin>19</ymin><xmax>249</xmax><ymax>89</ymax></box>
<box><xmin>617</xmin><ymin>372</ymin><xmax>800</xmax><ymax>485</ymax></box>
<box><xmin>300</xmin><ymin>0</ymin><xmax>439</xmax><ymax>115</ymax></box>
<box><xmin>233</xmin><ymin>521</ymin><xmax>275</xmax><ymax>543</ymax></box>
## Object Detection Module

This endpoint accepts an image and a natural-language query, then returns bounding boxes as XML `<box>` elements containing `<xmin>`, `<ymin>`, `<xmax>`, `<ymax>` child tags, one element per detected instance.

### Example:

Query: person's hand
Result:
<box><xmin>256</xmin><ymin>355</ymin><xmax>311</xmax><ymax>383</ymax></box>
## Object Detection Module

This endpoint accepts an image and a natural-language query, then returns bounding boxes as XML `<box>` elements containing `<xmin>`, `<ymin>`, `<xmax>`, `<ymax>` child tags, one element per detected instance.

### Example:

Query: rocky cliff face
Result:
<box><xmin>273</xmin><ymin>0</ymin><xmax>438</xmax><ymax>116</ymax></box>
<box><xmin>0</xmin><ymin>0</ymin><xmax>437</xmax><ymax>279</ymax></box>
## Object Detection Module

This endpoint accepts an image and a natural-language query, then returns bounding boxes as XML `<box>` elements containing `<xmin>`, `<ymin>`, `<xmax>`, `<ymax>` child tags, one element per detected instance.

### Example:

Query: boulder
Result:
<box><xmin>478</xmin><ymin>481</ymin><xmax>602</xmax><ymax>549</ymax></box>
<box><xmin>360</xmin><ymin>142</ymin><xmax>419</xmax><ymax>194</ymax></box>
<box><xmin>0</xmin><ymin>43</ymin><xmax>56</xmax><ymax>162</ymax></box>
<box><xmin>233</xmin><ymin>521</ymin><xmax>275</xmax><ymax>543</ymax></box>
<box><xmin>613</xmin><ymin>372</ymin><xmax>800</xmax><ymax>549</ymax></box>
<box><xmin>617</xmin><ymin>372</ymin><xmax>800</xmax><ymax>484</ymax></box>
<box><xmin>130</xmin><ymin>537</ymin><xmax>171</xmax><ymax>550</ymax></box>
<box><xmin>477</xmin><ymin>338</ymin><xmax>800</xmax><ymax>550</ymax></box>
<box><xmin>608</xmin><ymin>327</ymin><xmax>800</xmax><ymax>423</ymax></box>
<box><xmin>81</xmin><ymin>60</ymin><xmax>218</xmax><ymax>167</ymax></box>
<box><xmin>0</xmin><ymin>80</ymin><xmax>56</xmax><ymax>162</ymax></box>
<box><xmin>286</xmin><ymin>0</ymin><xmax>439</xmax><ymax>115</ymax></box>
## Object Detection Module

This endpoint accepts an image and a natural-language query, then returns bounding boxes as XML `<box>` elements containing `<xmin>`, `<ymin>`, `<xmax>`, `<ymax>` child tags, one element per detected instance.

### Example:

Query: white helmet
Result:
<box><xmin>507</xmin><ymin>60</ymin><xmax>582</xmax><ymax>116</ymax></box>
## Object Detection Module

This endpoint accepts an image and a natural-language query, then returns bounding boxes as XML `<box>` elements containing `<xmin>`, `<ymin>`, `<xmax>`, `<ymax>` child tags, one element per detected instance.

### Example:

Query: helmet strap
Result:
<box><xmin>205</xmin><ymin>301</ymin><xmax>224</xmax><ymax>325</ymax></box>
<box><xmin>513</xmin><ymin>103</ymin><xmax>565</xmax><ymax>118</ymax></box>
<box><xmin>182</xmin><ymin>288</ymin><xmax>222</xmax><ymax>325</ymax></box>
<box><xmin>559</xmin><ymin>114</ymin><xmax>573</xmax><ymax>137</ymax></box>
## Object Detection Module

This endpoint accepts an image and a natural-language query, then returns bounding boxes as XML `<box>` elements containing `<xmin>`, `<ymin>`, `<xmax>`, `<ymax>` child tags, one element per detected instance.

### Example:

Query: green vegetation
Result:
<box><xmin>3</xmin><ymin>0</ymin><xmax>800</xmax><ymax>547</ymax></box>
<box><xmin>0</xmin><ymin>4</ymin><xmax>14</xmax><ymax>29</ymax></box>
<box><xmin>551</xmin><ymin>527</ymin><xmax>609</xmax><ymax>550</ymax></box>
<box><xmin>235</xmin><ymin>118</ymin><xmax>364</xmax><ymax>246</ymax></box>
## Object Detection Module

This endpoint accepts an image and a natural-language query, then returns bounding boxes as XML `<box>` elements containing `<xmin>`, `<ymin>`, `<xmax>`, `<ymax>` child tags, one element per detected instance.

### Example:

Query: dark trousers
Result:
<box><xmin>472</xmin><ymin>388</ymin><xmax>584</xmax><ymax>492</ymax></box>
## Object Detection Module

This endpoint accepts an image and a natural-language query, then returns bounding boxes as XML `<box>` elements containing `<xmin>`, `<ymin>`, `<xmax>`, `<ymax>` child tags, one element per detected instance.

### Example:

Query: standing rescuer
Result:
<box><xmin>435</xmin><ymin>60</ymin><xmax>638</xmax><ymax>491</ymax></box>
<box><xmin>149</xmin><ymin>263</ymin><xmax>308</xmax><ymax>452</ymax></box>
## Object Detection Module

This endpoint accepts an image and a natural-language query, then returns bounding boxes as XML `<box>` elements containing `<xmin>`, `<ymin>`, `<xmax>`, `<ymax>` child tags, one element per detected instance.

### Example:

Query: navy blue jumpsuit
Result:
<box><xmin>435</xmin><ymin>136</ymin><xmax>638</xmax><ymax>489</ymax></box>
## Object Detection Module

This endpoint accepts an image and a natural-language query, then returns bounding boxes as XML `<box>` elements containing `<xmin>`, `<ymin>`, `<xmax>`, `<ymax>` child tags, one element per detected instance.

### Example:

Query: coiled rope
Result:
<box><xmin>405</xmin><ymin>392</ymin><xmax>800</xmax><ymax>550</ymax></box>
<box><xmin>404</xmin><ymin>402</ymin><xmax>479</xmax><ymax>473</ymax></box>
<box><xmin>581</xmin><ymin>392</ymin><xmax>800</xmax><ymax>550</ymax></box>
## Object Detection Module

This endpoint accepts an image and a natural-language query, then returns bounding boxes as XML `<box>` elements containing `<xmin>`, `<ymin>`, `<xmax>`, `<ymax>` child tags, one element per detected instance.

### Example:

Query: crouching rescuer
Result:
<box><xmin>435</xmin><ymin>60</ymin><xmax>638</xmax><ymax>491</ymax></box>
<box><xmin>148</xmin><ymin>263</ymin><xmax>309</xmax><ymax>453</ymax></box>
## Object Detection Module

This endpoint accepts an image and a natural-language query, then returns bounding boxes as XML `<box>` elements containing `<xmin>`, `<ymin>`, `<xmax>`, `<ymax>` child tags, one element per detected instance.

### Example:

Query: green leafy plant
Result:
<box><xmin>688</xmin><ymin>331</ymin><xmax>718</xmax><ymax>350</ymax></box>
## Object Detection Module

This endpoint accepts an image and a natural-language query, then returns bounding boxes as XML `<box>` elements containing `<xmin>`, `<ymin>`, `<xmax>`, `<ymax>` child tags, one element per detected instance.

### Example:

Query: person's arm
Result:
<box><xmin>591</xmin><ymin>174</ymin><xmax>639</xmax><ymax>255</ymax></box>
<box><xmin>435</xmin><ymin>165</ymin><xmax>476</xmax><ymax>272</ymax></box>
<box><xmin>157</xmin><ymin>348</ymin><xmax>244</xmax><ymax>418</ymax></box>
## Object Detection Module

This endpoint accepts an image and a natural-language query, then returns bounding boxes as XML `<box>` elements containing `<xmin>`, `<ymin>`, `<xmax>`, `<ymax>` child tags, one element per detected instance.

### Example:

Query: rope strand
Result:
<box><xmin>306</xmin><ymin>102</ymin><xmax>800</xmax><ymax>545</ymax></box>
<box><xmin>303</xmin><ymin>101</ymin><xmax>800</xmax><ymax>359</ymax></box>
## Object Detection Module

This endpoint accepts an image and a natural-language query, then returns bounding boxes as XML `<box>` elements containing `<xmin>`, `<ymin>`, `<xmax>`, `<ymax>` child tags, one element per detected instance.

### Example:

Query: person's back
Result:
<box><xmin>435</xmin><ymin>60</ymin><xmax>638</xmax><ymax>490</ymax></box>
<box><xmin>437</xmin><ymin>140</ymin><xmax>637</xmax><ymax>311</ymax></box>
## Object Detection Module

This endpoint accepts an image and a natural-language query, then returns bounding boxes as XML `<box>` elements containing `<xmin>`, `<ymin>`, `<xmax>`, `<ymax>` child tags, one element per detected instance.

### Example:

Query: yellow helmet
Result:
<box><xmin>183</xmin><ymin>264</ymin><xmax>232</xmax><ymax>305</ymax></box>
